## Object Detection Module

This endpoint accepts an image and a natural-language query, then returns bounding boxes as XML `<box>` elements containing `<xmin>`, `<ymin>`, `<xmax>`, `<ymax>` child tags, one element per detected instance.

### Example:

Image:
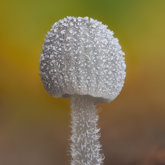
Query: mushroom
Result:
<box><xmin>40</xmin><ymin>16</ymin><xmax>126</xmax><ymax>165</ymax></box>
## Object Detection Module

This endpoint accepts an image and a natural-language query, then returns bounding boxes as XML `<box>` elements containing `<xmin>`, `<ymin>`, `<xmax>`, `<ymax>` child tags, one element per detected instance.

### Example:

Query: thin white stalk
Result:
<box><xmin>70</xmin><ymin>95</ymin><xmax>104</xmax><ymax>165</ymax></box>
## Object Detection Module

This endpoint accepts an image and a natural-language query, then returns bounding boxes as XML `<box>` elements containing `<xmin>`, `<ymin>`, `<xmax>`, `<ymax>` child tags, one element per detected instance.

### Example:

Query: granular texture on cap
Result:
<box><xmin>40</xmin><ymin>16</ymin><xmax>126</xmax><ymax>103</ymax></box>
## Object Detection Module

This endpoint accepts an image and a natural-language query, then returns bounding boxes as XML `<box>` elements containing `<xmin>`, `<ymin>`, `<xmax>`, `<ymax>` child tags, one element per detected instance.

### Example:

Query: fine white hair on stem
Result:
<box><xmin>70</xmin><ymin>95</ymin><xmax>104</xmax><ymax>165</ymax></box>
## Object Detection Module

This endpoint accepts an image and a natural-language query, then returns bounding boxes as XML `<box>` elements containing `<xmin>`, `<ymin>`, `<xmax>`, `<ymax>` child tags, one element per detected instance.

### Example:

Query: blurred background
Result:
<box><xmin>0</xmin><ymin>0</ymin><xmax>165</xmax><ymax>164</ymax></box>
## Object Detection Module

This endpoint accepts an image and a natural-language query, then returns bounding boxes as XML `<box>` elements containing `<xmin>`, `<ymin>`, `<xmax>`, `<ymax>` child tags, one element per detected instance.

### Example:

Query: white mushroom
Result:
<box><xmin>40</xmin><ymin>16</ymin><xmax>126</xmax><ymax>165</ymax></box>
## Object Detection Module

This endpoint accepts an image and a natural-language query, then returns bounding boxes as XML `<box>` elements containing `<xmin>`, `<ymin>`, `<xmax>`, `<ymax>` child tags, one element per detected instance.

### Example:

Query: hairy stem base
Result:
<box><xmin>70</xmin><ymin>95</ymin><xmax>104</xmax><ymax>165</ymax></box>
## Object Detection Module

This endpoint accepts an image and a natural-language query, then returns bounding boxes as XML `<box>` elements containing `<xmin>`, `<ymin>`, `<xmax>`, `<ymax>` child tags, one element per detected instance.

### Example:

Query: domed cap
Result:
<box><xmin>40</xmin><ymin>16</ymin><xmax>126</xmax><ymax>103</ymax></box>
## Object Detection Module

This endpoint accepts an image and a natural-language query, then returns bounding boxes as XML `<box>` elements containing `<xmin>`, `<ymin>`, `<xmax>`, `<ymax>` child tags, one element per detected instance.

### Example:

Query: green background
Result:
<box><xmin>0</xmin><ymin>0</ymin><xmax>165</xmax><ymax>164</ymax></box>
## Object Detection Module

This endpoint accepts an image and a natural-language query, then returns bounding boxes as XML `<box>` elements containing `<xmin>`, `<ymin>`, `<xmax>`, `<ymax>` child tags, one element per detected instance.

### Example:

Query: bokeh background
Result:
<box><xmin>0</xmin><ymin>0</ymin><xmax>165</xmax><ymax>164</ymax></box>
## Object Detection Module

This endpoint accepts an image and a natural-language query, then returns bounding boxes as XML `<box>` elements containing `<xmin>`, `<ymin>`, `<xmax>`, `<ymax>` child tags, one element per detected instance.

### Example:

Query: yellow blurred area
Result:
<box><xmin>0</xmin><ymin>0</ymin><xmax>165</xmax><ymax>164</ymax></box>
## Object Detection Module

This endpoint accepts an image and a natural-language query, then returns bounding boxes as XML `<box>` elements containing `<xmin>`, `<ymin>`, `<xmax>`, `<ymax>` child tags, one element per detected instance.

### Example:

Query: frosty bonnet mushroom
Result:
<box><xmin>40</xmin><ymin>16</ymin><xmax>126</xmax><ymax>165</ymax></box>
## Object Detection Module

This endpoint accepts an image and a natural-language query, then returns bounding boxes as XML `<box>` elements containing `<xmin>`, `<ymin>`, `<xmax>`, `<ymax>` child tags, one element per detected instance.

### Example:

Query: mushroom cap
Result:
<box><xmin>40</xmin><ymin>16</ymin><xmax>126</xmax><ymax>103</ymax></box>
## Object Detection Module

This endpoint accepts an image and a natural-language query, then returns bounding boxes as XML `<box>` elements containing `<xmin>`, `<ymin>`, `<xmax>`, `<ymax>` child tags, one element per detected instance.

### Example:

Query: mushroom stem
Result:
<box><xmin>70</xmin><ymin>95</ymin><xmax>104</xmax><ymax>165</ymax></box>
